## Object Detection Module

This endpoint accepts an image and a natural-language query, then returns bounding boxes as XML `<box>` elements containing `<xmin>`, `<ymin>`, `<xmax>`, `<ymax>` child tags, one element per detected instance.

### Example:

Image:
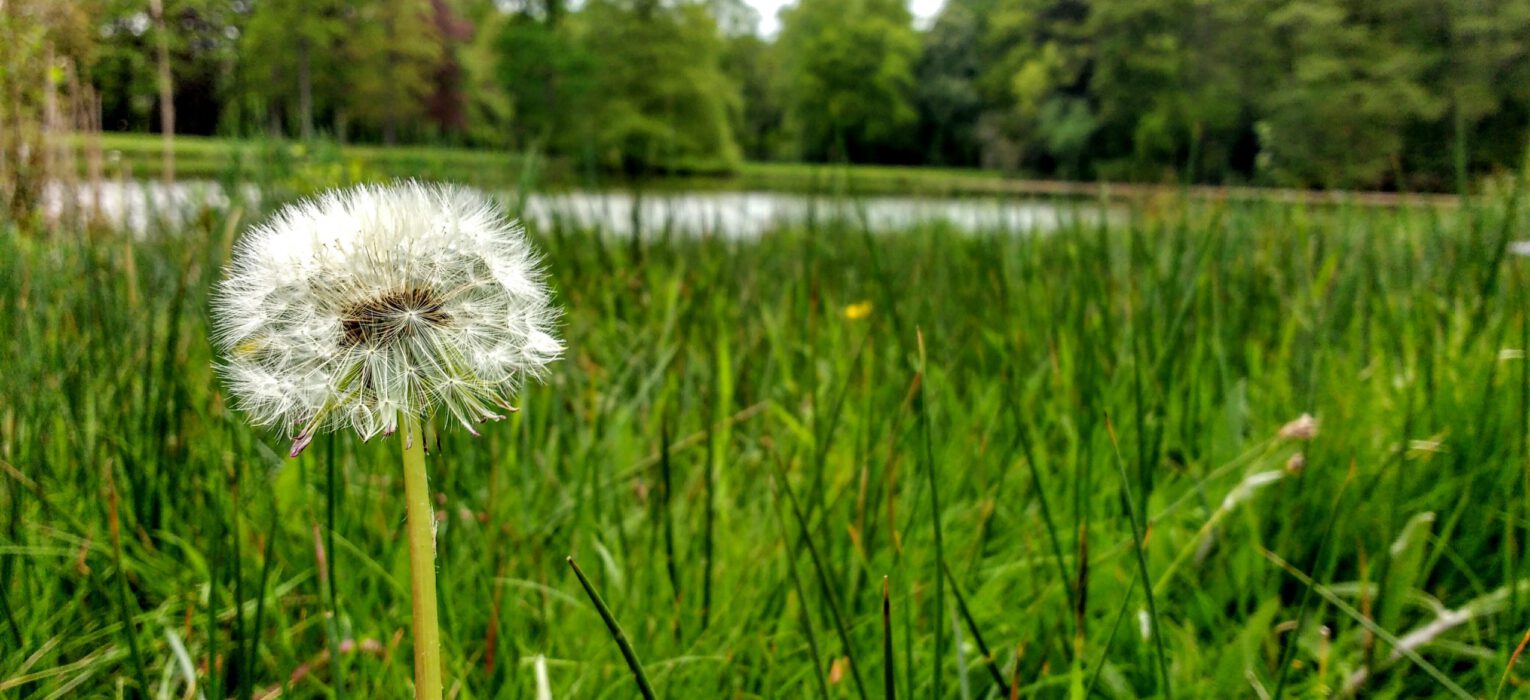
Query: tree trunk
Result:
<box><xmin>298</xmin><ymin>35</ymin><xmax>314</xmax><ymax>141</ymax></box>
<box><xmin>148</xmin><ymin>0</ymin><xmax>175</xmax><ymax>184</ymax></box>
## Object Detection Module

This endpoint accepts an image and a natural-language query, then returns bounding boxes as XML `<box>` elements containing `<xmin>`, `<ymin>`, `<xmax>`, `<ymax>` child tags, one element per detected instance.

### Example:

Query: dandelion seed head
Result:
<box><xmin>212</xmin><ymin>182</ymin><xmax>562</xmax><ymax>453</ymax></box>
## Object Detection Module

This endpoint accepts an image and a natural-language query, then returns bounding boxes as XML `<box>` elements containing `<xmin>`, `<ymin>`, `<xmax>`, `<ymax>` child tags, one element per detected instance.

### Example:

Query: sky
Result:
<box><xmin>747</xmin><ymin>0</ymin><xmax>946</xmax><ymax>36</ymax></box>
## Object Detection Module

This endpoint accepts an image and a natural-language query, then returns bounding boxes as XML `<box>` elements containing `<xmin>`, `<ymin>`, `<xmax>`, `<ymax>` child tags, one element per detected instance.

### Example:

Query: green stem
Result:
<box><xmin>402</xmin><ymin>414</ymin><xmax>443</xmax><ymax>700</ymax></box>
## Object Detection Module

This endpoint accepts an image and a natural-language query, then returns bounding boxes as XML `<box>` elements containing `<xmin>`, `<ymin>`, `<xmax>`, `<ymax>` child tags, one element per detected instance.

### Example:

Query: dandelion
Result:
<box><xmin>214</xmin><ymin>182</ymin><xmax>561</xmax><ymax>454</ymax></box>
<box><xmin>212</xmin><ymin>182</ymin><xmax>561</xmax><ymax>700</ymax></box>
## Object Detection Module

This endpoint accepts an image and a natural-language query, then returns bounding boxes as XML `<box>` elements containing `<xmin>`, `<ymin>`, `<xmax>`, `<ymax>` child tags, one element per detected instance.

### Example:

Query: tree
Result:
<box><xmin>425</xmin><ymin>0</ymin><xmax>474</xmax><ymax>139</ymax></box>
<box><xmin>493</xmin><ymin>2</ymin><xmax>599</xmax><ymax>155</ymax></box>
<box><xmin>1087</xmin><ymin>0</ymin><xmax>1272</xmax><ymax>182</ymax></box>
<box><xmin>915</xmin><ymin>0</ymin><xmax>992</xmax><ymax>167</ymax></box>
<box><xmin>88</xmin><ymin>0</ymin><xmax>241</xmax><ymax>137</ymax></box>
<box><xmin>342</xmin><ymin>0</ymin><xmax>444</xmax><ymax>144</ymax></box>
<box><xmin>578</xmin><ymin>0</ymin><xmax>739</xmax><ymax>171</ymax></box>
<box><xmin>979</xmin><ymin>0</ymin><xmax>1093</xmax><ymax>174</ymax></box>
<box><xmin>1258</xmin><ymin>0</ymin><xmax>1444</xmax><ymax>188</ymax></box>
<box><xmin>1400</xmin><ymin>0</ymin><xmax>1530</xmax><ymax>189</ymax></box>
<box><xmin>2</xmin><ymin>0</ymin><xmax>97</xmax><ymax>222</ymax></box>
<box><xmin>777</xmin><ymin>0</ymin><xmax>919</xmax><ymax>163</ymax></box>
<box><xmin>720</xmin><ymin>32</ymin><xmax>784</xmax><ymax>161</ymax></box>
<box><xmin>453</xmin><ymin>0</ymin><xmax>516</xmax><ymax>147</ymax></box>
<box><xmin>242</xmin><ymin>0</ymin><xmax>346</xmax><ymax>139</ymax></box>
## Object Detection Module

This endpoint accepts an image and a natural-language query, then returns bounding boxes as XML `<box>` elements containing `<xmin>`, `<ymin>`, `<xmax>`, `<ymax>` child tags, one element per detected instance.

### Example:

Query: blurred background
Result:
<box><xmin>7</xmin><ymin>0</ymin><xmax>1530</xmax><ymax>204</ymax></box>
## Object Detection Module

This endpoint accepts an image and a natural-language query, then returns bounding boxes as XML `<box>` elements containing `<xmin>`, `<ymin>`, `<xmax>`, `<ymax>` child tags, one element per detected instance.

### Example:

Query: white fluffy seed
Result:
<box><xmin>212</xmin><ymin>182</ymin><xmax>562</xmax><ymax>454</ymax></box>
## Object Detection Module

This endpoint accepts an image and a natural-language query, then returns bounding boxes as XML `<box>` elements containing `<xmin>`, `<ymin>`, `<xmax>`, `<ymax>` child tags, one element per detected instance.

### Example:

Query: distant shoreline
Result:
<box><xmin>71</xmin><ymin>132</ymin><xmax>1464</xmax><ymax>208</ymax></box>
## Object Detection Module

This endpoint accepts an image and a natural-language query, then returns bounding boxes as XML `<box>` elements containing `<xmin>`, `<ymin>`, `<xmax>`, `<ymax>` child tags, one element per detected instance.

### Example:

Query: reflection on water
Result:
<box><xmin>45</xmin><ymin>180</ymin><xmax>253</xmax><ymax>235</ymax></box>
<box><xmin>522</xmin><ymin>190</ymin><xmax>1107</xmax><ymax>237</ymax></box>
<box><xmin>46</xmin><ymin>181</ymin><xmax>1109</xmax><ymax>237</ymax></box>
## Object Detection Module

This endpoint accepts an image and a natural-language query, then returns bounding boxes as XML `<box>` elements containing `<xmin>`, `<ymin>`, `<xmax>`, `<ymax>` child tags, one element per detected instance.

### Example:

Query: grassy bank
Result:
<box><xmin>77</xmin><ymin>133</ymin><xmax>1010</xmax><ymax>196</ymax></box>
<box><xmin>3</xmin><ymin>186</ymin><xmax>1529</xmax><ymax>698</ymax></box>
<box><xmin>82</xmin><ymin>133</ymin><xmax>545</xmax><ymax>192</ymax></box>
<box><xmin>78</xmin><ymin>132</ymin><xmax>1463</xmax><ymax>205</ymax></box>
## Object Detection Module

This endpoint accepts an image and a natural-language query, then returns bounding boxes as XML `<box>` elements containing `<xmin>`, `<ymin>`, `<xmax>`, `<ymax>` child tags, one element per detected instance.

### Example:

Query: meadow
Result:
<box><xmin>4</xmin><ymin>177</ymin><xmax>1530</xmax><ymax>699</ymax></box>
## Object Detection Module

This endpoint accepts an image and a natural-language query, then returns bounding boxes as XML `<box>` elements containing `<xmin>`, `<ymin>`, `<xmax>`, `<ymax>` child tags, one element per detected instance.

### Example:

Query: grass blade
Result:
<box><xmin>1263</xmin><ymin>549</ymin><xmax>1474</xmax><ymax>700</ymax></box>
<box><xmin>105</xmin><ymin>459</ymin><xmax>150</xmax><ymax>699</ymax></box>
<box><xmin>771</xmin><ymin>455</ymin><xmax>871</xmax><ymax>700</ymax></box>
<box><xmin>771</xmin><ymin>479</ymin><xmax>833</xmax><ymax>700</ymax></box>
<box><xmin>942</xmin><ymin>562</ymin><xmax>1010</xmax><ymax>697</ymax></box>
<box><xmin>1011</xmin><ymin>405</ymin><xmax>1077</xmax><ymax>635</ymax></box>
<box><xmin>883</xmin><ymin>576</ymin><xmax>895</xmax><ymax>700</ymax></box>
<box><xmin>241</xmin><ymin>494</ymin><xmax>280</xmax><ymax>700</ymax></box>
<box><xmin>1271</xmin><ymin>456</ymin><xmax>1350</xmax><ymax>700</ymax></box>
<box><xmin>1083</xmin><ymin>567</ymin><xmax>1140</xmax><ymax>697</ymax></box>
<box><xmin>659</xmin><ymin>414</ymin><xmax>682</xmax><ymax>641</ymax></box>
<box><xmin>1104</xmin><ymin>415</ymin><xmax>1172</xmax><ymax>699</ymax></box>
<box><xmin>916</xmin><ymin>330</ymin><xmax>947</xmax><ymax>698</ymax></box>
<box><xmin>567</xmin><ymin>556</ymin><xmax>657</xmax><ymax>700</ymax></box>
<box><xmin>1494</xmin><ymin>625</ymin><xmax>1530</xmax><ymax>700</ymax></box>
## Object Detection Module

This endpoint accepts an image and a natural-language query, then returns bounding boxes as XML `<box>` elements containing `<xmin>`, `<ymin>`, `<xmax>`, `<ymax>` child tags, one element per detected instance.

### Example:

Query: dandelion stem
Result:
<box><xmin>401</xmin><ymin>413</ymin><xmax>444</xmax><ymax>700</ymax></box>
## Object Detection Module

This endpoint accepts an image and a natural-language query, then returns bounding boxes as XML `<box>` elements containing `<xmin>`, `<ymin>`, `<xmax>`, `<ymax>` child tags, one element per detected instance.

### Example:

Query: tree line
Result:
<box><xmin>36</xmin><ymin>0</ymin><xmax>1530</xmax><ymax>189</ymax></box>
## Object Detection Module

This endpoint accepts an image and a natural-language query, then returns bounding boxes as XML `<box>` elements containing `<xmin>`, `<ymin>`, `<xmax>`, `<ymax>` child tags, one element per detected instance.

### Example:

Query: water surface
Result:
<box><xmin>47</xmin><ymin>181</ymin><xmax>1109</xmax><ymax>238</ymax></box>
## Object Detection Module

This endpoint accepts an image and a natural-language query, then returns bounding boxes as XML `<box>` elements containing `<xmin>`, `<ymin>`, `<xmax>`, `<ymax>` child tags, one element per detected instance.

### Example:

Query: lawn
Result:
<box><xmin>2</xmin><ymin>179</ymin><xmax>1528</xmax><ymax>698</ymax></box>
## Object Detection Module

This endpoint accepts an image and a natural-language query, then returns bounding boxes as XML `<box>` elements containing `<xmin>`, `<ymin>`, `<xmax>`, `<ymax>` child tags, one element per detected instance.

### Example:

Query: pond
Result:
<box><xmin>45</xmin><ymin>180</ymin><xmax>1112</xmax><ymax>238</ymax></box>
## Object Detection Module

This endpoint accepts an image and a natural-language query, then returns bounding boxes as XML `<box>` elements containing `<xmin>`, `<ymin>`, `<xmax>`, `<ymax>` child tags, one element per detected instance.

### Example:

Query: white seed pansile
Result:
<box><xmin>212</xmin><ymin>182</ymin><xmax>562</xmax><ymax>456</ymax></box>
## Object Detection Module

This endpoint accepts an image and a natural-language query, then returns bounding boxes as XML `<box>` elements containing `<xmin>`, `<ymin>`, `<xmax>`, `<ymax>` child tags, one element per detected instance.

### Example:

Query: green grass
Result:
<box><xmin>82</xmin><ymin>133</ymin><xmax>1468</xmax><ymax>204</ymax></box>
<box><xmin>81</xmin><ymin>133</ymin><xmax>1012</xmax><ymax>195</ymax></box>
<box><xmin>4</xmin><ymin>177</ymin><xmax>1530</xmax><ymax>698</ymax></box>
<box><xmin>85</xmin><ymin>133</ymin><xmax>544</xmax><ymax>191</ymax></box>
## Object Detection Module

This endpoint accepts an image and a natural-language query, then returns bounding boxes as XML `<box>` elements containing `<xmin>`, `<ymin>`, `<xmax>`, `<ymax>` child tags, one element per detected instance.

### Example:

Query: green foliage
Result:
<box><xmin>980</xmin><ymin>0</ymin><xmax>1093</xmax><ymax>172</ymax></box>
<box><xmin>914</xmin><ymin>0</ymin><xmax>990</xmax><ymax>166</ymax></box>
<box><xmin>494</xmin><ymin>8</ymin><xmax>592</xmax><ymax>157</ymax></box>
<box><xmin>342</xmin><ymin>0</ymin><xmax>444</xmax><ymax>144</ymax></box>
<box><xmin>579</xmin><ymin>0</ymin><xmax>741</xmax><ymax>172</ymax></box>
<box><xmin>720</xmin><ymin>32</ymin><xmax>785</xmax><ymax>161</ymax></box>
<box><xmin>494</xmin><ymin>0</ymin><xmax>739</xmax><ymax>172</ymax></box>
<box><xmin>777</xmin><ymin>0</ymin><xmax>920</xmax><ymax>162</ymax></box>
<box><xmin>49</xmin><ymin>0</ymin><xmax>1530</xmax><ymax>188</ymax></box>
<box><xmin>971</xmin><ymin>0</ymin><xmax>1530</xmax><ymax>188</ymax></box>
<box><xmin>1087</xmin><ymin>0</ymin><xmax>1268</xmax><ymax>182</ymax></box>
<box><xmin>1257</xmin><ymin>0</ymin><xmax>1444</xmax><ymax>189</ymax></box>
<box><xmin>239</xmin><ymin>0</ymin><xmax>348</xmax><ymax>138</ymax></box>
<box><xmin>453</xmin><ymin>8</ymin><xmax>516</xmax><ymax>148</ymax></box>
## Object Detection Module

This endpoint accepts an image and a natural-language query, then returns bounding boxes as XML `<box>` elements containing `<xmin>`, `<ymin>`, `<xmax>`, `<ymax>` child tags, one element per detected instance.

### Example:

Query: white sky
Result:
<box><xmin>748</xmin><ymin>0</ymin><xmax>946</xmax><ymax>36</ymax></box>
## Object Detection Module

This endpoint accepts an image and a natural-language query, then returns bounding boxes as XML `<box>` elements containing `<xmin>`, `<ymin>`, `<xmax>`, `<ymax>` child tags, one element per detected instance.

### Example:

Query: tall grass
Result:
<box><xmin>2</xmin><ymin>184</ymin><xmax>1529</xmax><ymax>699</ymax></box>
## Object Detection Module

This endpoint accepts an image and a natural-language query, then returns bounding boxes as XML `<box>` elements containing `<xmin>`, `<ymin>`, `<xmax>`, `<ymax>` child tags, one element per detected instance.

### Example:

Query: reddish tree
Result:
<box><xmin>425</xmin><ymin>0</ymin><xmax>473</xmax><ymax>134</ymax></box>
